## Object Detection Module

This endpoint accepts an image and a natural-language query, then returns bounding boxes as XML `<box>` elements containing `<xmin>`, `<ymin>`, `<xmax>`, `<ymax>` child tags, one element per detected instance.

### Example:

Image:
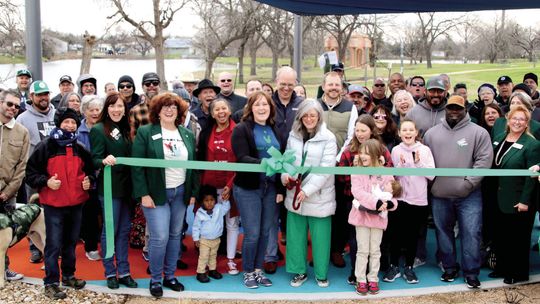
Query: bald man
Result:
<box><xmin>217</xmin><ymin>72</ymin><xmax>247</xmax><ymax>113</ymax></box>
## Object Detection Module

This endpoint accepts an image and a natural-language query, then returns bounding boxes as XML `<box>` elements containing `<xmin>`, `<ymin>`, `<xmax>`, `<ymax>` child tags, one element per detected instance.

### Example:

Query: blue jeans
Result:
<box><xmin>142</xmin><ymin>184</ymin><xmax>186</xmax><ymax>283</ymax></box>
<box><xmin>43</xmin><ymin>204</ymin><xmax>83</xmax><ymax>285</ymax></box>
<box><xmin>264</xmin><ymin>201</ymin><xmax>281</xmax><ymax>263</ymax></box>
<box><xmin>99</xmin><ymin>196</ymin><xmax>132</xmax><ymax>278</ymax></box>
<box><xmin>234</xmin><ymin>183</ymin><xmax>277</xmax><ymax>273</ymax></box>
<box><xmin>432</xmin><ymin>189</ymin><xmax>482</xmax><ymax>277</ymax></box>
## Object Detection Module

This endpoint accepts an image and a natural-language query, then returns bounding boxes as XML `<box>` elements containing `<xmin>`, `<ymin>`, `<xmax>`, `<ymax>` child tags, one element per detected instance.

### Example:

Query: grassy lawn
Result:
<box><xmin>0</xmin><ymin>55</ymin><xmax>25</xmax><ymax>64</ymax></box>
<box><xmin>215</xmin><ymin>57</ymin><xmax>539</xmax><ymax>99</ymax></box>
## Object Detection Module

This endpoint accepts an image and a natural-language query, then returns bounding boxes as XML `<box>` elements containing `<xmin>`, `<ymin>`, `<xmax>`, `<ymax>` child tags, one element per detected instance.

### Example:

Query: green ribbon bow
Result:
<box><xmin>261</xmin><ymin>146</ymin><xmax>298</xmax><ymax>177</ymax></box>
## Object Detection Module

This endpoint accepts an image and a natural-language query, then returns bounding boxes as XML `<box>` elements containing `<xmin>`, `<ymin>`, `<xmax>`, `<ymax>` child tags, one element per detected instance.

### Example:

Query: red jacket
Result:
<box><xmin>26</xmin><ymin>138</ymin><xmax>94</xmax><ymax>207</ymax></box>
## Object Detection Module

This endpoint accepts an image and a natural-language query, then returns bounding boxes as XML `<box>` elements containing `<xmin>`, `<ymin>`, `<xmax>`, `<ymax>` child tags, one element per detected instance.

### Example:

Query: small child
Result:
<box><xmin>193</xmin><ymin>185</ymin><xmax>231</xmax><ymax>283</ymax></box>
<box><xmin>25</xmin><ymin>108</ymin><xmax>94</xmax><ymax>300</ymax></box>
<box><xmin>348</xmin><ymin>139</ymin><xmax>398</xmax><ymax>296</ymax></box>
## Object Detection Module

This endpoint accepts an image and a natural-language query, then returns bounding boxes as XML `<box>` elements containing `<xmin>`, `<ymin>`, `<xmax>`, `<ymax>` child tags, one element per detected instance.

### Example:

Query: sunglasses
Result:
<box><xmin>144</xmin><ymin>81</ymin><xmax>160</xmax><ymax>87</ymax></box>
<box><xmin>373</xmin><ymin>114</ymin><xmax>387</xmax><ymax>120</ymax></box>
<box><xmin>5</xmin><ymin>101</ymin><xmax>21</xmax><ymax>110</ymax></box>
<box><xmin>119</xmin><ymin>84</ymin><xmax>133</xmax><ymax>89</ymax></box>
<box><xmin>411</xmin><ymin>83</ymin><xmax>425</xmax><ymax>87</ymax></box>
<box><xmin>220</xmin><ymin>79</ymin><xmax>232</xmax><ymax>83</ymax></box>
<box><xmin>374</xmin><ymin>84</ymin><xmax>385</xmax><ymax>87</ymax></box>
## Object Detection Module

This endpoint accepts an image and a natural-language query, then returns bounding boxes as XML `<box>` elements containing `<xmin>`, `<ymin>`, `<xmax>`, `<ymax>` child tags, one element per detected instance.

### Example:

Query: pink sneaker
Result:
<box><xmin>368</xmin><ymin>281</ymin><xmax>380</xmax><ymax>294</ymax></box>
<box><xmin>356</xmin><ymin>282</ymin><xmax>368</xmax><ymax>295</ymax></box>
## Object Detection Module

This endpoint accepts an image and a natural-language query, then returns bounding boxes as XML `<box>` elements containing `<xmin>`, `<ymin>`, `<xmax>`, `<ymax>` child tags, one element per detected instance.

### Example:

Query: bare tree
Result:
<box><xmin>0</xmin><ymin>1</ymin><xmax>24</xmax><ymax>56</ymax></box>
<box><xmin>248</xmin><ymin>33</ymin><xmax>264</xmax><ymax>76</ymax></box>
<box><xmin>474</xmin><ymin>16</ymin><xmax>508</xmax><ymax>63</ymax></box>
<box><xmin>416</xmin><ymin>12</ymin><xmax>464</xmax><ymax>68</ymax></box>
<box><xmin>260</xmin><ymin>7</ymin><xmax>294</xmax><ymax>80</ymax></box>
<box><xmin>80</xmin><ymin>31</ymin><xmax>97</xmax><ymax>75</ymax></box>
<box><xmin>303</xmin><ymin>22</ymin><xmax>326</xmax><ymax>68</ymax></box>
<box><xmin>455</xmin><ymin>16</ymin><xmax>480</xmax><ymax>63</ymax></box>
<box><xmin>132</xmin><ymin>31</ymin><xmax>153</xmax><ymax>57</ymax></box>
<box><xmin>361</xmin><ymin>14</ymin><xmax>392</xmax><ymax>66</ymax></box>
<box><xmin>401</xmin><ymin>25</ymin><xmax>423</xmax><ymax>64</ymax></box>
<box><xmin>510</xmin><ymin>24</ymin><xmax>540</xmax><ymax>62</ymax></box>
<box><xmin>107</xmin><ymin>0</ymin><xmax>188</xmax><ymax>89</ymax></box>
<box><xmin>192</xmin><ymin>0</ymin><xmax>259</xmax><ymax>79</ymax></box>
<box><xmin>317</xmin><ymin>15</ymin><xmax>365</xmax><ymax>63</ymax></box>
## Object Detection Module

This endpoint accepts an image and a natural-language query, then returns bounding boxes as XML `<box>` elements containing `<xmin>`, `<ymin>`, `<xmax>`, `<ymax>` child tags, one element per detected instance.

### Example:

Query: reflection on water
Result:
<box><xmin>0</xmin><ymin>58</ymin><xmax>233</xmax><ymax>95</ymax></box>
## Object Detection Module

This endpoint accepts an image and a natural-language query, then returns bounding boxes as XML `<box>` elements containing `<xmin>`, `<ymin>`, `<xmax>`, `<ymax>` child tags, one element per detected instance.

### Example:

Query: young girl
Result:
<box><xmin>385</xmin><ymin>119</ymin><xmax>435</xmax><ymax>284</ymax></box>
<box><xmin>348</xmin><ymin>138</ymin><xmax>398</xmax><ymax>295</ymax></box>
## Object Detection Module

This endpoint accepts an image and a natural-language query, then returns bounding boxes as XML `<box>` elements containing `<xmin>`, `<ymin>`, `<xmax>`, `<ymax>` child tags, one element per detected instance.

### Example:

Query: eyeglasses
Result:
<box><xmin>162</xmin><ymin>105</ymin><xmax>178</xmax><ymax>111</ymax></box>
<box><xmin>373</xmin><ymin>114</ymin><xmax>387</xmax><ymax>120</ymax></box>
<box><xmin>119</xmin><ymin>84</ymin><xmax>133</xmax><ymax>89</ymax></box>
<box><xmin>411</xmin><ymin>83</ymin><xmax>425</xmax><ymax>87</ymax></box>
<box><xmin>5</xmin><ymin>101</ymin><xmax>21</xmax><ymax>110</ymax></box>
<box><xmin>144</xmin><ymin>81</ymin><xmax>160</xmax><ymax>87</ymax></box>
<box><xmin>510</xmin><ymin>117</ymin><xmax>527</xmax><ymax>123</ymax></box>
<box><xmin>374</xmin><ymin>84</ymin><xmax>385</xmax><ymax>88</ymax></box>
<box><xmin>220</xmin><ymin>79</ymin><xmax>232</xmax><ymax>83</ymax></box>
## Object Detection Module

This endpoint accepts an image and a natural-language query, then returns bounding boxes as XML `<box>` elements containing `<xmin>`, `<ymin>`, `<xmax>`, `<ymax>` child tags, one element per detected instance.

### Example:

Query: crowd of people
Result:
<box><xmin>1</xmin><ymin>63</ymin><xmax>540</xmax><ymax>299</ymax></box>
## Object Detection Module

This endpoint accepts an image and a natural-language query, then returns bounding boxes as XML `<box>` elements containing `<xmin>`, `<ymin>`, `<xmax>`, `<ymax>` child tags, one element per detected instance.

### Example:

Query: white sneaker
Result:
<box><xmin>227</xmin><ymin>260</ymin><xmax>239</xmax><ymax>275</ymax></box>
<box><xmin>85</xmin><ymin>250</ymin><xmax>101</xmax><ymax>261</ymax></box>
<box><xmin>5</xmin><ymin>268</ymin><xmax>23</xmax><ymax>281</ymax></box>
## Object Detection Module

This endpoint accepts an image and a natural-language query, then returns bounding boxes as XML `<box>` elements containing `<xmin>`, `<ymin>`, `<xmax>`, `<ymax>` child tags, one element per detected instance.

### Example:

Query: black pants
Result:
<box><xmin>331</xmin><ymin>185</ymin><xmax>350</xmax><ymax>254</ymax></box>
<box><xmin>494</xmin><ymin>208</ymin><xmax>535</xmax><ymax>280</ymax></box>
<box><xmin>80</xmin><ymin>190</ymin><xmax>101</xmax><ymax>252</ymax></box>
<box><xmin>387</xmin><ymin>201</ymin><xmax>428</xmax><ymax>267</ymax></box>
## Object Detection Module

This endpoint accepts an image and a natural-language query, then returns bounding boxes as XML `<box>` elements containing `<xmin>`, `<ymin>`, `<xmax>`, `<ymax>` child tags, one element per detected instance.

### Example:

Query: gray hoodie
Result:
<box><xmin>423</xmin><ymin>114</ymin><xmax>493</xmax><ymax>199</ymax></box>
<box><xmin>405</xmin><ymin>97</ymin><xmax>447</xmax><ymax>137</ymax></box>
<box><xmin>15</xmin><ymin>104</ymin><xmax>56</xmax><ymax>154</ymax></box>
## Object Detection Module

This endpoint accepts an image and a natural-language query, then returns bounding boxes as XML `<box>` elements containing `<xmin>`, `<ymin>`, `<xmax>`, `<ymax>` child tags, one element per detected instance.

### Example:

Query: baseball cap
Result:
<box><xmin>59</xmin><ymin>75</ymin><xmax>73</xmax><ymax>84</ymax></box>
<box><xmin>446</xmin><ymin>95</ymin><xmax>465</xmax><ymax>108</ymax></box>
<box><xmin>426</xmin><ymin>76</ymin><xmax>445</xmax><ymax>90</ymax></box>
<box><xmin>348</xmin><ymin>84</ymin><xmax>369</xmax><ymax>96</ymax></box>
<box><xmin>497</xmin><ymin>76</ymin><xmax>513</xmax><ymax>85</ymax></box>
<box><xmin>331</xmin><ymin>62</ymin><xmax>344</xmax><ymax>72</ymax></box>
<box><xmin>29</xmin><ymin>81</ymin><xmax>50</xmax><ymax>94</ymax></box>
<box><xmin>142</xmin><ymin>72</ymin><xmax>160</xmax><ymax>84</ymax></box>
<box><xmin>16</xmin><ymin>69</ymin><xmax>32</xmax><ymax>78</ymax></box>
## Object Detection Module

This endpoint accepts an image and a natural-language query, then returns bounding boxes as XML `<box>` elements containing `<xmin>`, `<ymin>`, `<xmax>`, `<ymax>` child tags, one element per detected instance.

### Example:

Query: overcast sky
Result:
<box><xmin>25</xmin><ymin>1</ymin><xmax>540</xmax><ymax>37</ymax></box>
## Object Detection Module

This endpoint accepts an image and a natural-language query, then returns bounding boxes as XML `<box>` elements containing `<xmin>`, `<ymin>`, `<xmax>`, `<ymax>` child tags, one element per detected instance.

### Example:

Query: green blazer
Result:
<box><xmin>492</xmin><ymin>117</ymin><xmax>540</xmax><ymax>140</ymax></box>
<box><xmin>493</xmin><ymin>132</ymin><xmax>540</xmax><ymax>214</ymax></box>
<box><xmin>131</xmin><ymin>123</ymin><xmax>198</xmax><ymax>205</ymax></box>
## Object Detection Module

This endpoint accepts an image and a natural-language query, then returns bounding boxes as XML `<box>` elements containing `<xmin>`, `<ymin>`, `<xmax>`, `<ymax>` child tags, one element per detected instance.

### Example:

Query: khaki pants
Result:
<box><xmin>197</xmin><ymin>238</ymin><xmax>221</xmax><ymax>273</ymax></box>
<box><xmin>355</xmin><ymin>226</ymin><xmax>383</xmax><ymax>283</ymax></box>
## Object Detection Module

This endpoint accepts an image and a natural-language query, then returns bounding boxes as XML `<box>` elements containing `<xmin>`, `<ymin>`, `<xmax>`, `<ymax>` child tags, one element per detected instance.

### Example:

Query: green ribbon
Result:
<box><xmin>102</xmin><ymin>157</ymin><xmax>540</xmax><ymax>258</ymax></box>
<box><xmin>261</xmin><ymin>147</ymin><xmax>298</xmax><ymax>176</ymax></box>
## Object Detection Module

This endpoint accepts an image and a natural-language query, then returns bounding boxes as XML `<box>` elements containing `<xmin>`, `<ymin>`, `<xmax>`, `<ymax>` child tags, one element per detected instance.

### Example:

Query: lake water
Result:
<box><xmin>0</xmin><ymin>58</ymin><xmax>233</xmax><ymax>95</ymax></box>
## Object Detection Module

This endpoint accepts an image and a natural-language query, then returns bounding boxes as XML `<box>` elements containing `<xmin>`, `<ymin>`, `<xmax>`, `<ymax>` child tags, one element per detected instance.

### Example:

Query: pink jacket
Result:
<box><xmin>348</xmin><ymin>174</ymin><xmax>398</xmax><ymax>230</ymax></box>
<box><xmin>390</xmin><ymin>142</ymin><xmax>435</xmax><ymax>206</ymax></box>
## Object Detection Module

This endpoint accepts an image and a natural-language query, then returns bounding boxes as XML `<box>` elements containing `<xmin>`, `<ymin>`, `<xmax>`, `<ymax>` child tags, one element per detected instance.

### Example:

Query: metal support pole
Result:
<box><xmin>25</xmin><ymin>0</ymin><xmax>43</xmax><ymax>80</ymax></box>
<box><xmin>293</xmin><ymin>14</ymin><xmax>302</xmax><ymax>82</ymax></box>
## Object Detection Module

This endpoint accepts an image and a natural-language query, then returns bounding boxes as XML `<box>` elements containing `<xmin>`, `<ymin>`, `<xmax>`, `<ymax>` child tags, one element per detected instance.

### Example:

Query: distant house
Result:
<box><xmin>164</xmin><ymin>37</ymin><xmax>194</xmax><ymax>57</ymax></box>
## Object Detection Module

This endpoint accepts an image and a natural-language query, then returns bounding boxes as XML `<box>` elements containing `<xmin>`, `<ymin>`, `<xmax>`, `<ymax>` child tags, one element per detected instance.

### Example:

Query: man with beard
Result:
<box><xmin>318</xmin><ymin>71</ymin><xmax>357</xmax><ymax>269</ymax></box>
<box><xmin>407</xmin><ymin>76</ymin><xmax>426</xmax><ymax>102</ymax></box>
<box><xmin>129</xmin><ymin>72</ymin><xmax>161</xmax><ymax>138</ymax></box>
<box><xmin>495</xmin><ymin>76</ymin><xmax>513</xmax><ymax>112</ymax></box>
<box><xmin>0</xmin><ymin>89</ymin><xmax>30</xmax><ymax>282</ymax></box>
<box><xmin>192</xmin><ymin>79</ymin><xmax>220</xmax><ymax>131</ymax></box>
<box><xmin>405</xmin><ymin>76</ymin><xmax>448</xmax><ymax>137</ymax></box>
<box><xmin>16</xmin><ymin>80</ymin><xmax>56</xmax><ymax>265</ymax></box>
<box><xmin>523</xmin><ymin>73</ymin><xmax>539</xmax><ymax>104</ymax></box>
<box><xmin>77</xmin><ymin>74</ymin><xmax>97</xmax><ymax>96</ymax></box>
<box><xmin>423</xmin><ymin>95</ymin><xmax>493</xmax><ymax>289</ymax></box>
<box><xmin>51</xmin><ymin>75</ymin><xmax>74</xmax><ymax>109</ymax></box>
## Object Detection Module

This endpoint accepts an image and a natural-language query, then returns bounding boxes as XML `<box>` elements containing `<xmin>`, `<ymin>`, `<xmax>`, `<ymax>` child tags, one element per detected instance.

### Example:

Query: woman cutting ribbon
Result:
<box><xmin>280</xmin><ymin>99</ymin><xmax>337</xmax><ymax>288</ymax></box>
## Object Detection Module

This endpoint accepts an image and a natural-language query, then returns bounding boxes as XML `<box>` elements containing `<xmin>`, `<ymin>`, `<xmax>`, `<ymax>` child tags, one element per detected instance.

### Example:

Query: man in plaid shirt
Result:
<box><xmin>129</xmin><ymin>72</ymin><xmax>161</xmax><ymax>138</ymax></box>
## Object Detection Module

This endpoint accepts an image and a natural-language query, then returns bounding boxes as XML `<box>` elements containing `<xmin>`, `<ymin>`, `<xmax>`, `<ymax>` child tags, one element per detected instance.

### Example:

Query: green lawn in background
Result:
<box><xmin>214</xmin><ymin>57</ymin><xmax>539</xmax><ymax>100</ymax></box>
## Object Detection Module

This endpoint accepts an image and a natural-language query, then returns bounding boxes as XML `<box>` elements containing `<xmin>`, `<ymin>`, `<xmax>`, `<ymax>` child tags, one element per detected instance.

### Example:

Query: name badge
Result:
<box><xmin>512</xmin><ymin>143</ymin><xmax>523</xmax><ymax>149</ymax></box>
<box><xmin>152</xmin><ymin>133</ymin><xmax>162</xmax><ymax>140</ymax></box>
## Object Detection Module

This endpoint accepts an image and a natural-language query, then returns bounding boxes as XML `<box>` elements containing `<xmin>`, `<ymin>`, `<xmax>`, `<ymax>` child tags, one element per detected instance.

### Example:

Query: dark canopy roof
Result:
<box><xmin>255</xmin><ymin>0</ymin><xmax>540</xmax><ymax>16</ymax></box>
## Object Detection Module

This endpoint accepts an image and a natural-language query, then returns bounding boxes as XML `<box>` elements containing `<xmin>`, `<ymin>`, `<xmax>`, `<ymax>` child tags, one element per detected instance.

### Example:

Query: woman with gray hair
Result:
<box><xmin>280</xmin><ymin>99</ymin><xmax>338</xmax><ymax>288</ymax></box>
<box><xmin>59</xmin><ymin>92</ymin><xmax>83</xmax><ymax>120</ymax></box>
<box><xmin>77</xmin><ymin>94</ymin><xmax>104</xmax><ymax>261</ymax></box>
<box><xmin>492</xmin><ymin>91</ymin><xmax>540</xmax><ymax>139</ymax></box>
<box><xmin>391</xmin><ymin>90</ymin><xmax>415</xmax><ymax>125</ymax></box>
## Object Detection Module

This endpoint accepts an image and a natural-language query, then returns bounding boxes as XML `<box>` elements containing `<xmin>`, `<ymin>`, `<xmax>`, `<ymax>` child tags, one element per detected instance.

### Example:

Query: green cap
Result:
<box><xmin>29</xmin><ymin>81</ymin><xmax>50</xmax><ymax>94</ymax></box>
<box><xmin>16</xmin><ymin>69</ymin><xmax>32</xmax><ymax>78</ymax></box>
<box><xmin>426</xmin><ymin>76</ymin><xmax>445</xmax><ymax>91</ymax></box>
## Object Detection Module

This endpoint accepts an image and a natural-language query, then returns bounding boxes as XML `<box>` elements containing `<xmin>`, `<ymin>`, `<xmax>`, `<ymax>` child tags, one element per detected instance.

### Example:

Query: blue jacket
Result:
<box><xmin>192</xmin><ymin>201</ymin><xmax>230</xmax><ymax>241</ymax></box>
